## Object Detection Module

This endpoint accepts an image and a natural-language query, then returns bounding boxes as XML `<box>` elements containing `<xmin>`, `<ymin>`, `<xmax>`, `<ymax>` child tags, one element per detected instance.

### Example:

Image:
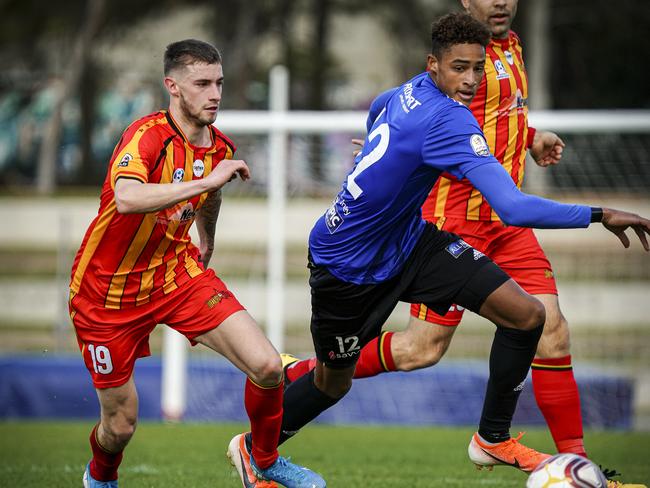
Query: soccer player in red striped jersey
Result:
<box><xmin>281</xmin><ymin>2</ymin><xmax>647</xmax><ymax>485</ymax></box>
<box><xmin>71</xmin><ymin>39</ymin><xmax>324</xmax><ymax>488</ymax></box>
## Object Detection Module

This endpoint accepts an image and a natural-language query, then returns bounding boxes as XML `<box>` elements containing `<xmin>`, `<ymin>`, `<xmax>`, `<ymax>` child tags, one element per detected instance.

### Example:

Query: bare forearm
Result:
<box><xmin>114</xmin><ymin>158</ymin><xmax>250</xmax><ymax>215</ymax></box>
<box><xmin>196</xmin><ymin>190</ymin><xmax>222</xmax><ymax>249</ymax></box>
<box><xmin>114</xmin><ymin>178</ymin><xmax>211</xmax><ymax>214</ymax></box>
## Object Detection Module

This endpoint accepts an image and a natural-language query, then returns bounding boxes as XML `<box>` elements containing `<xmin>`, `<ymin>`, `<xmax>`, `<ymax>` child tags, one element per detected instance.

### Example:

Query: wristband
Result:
<box><xmin>590</xmin><ymin>207</ymin><xmax>603</xmax><ymax>223</ymax></box>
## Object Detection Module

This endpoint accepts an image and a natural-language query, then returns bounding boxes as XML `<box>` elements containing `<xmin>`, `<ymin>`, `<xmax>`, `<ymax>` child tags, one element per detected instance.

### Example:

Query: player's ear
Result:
<box><xmin>164</xmin><ymin>76</ymin><xmax>179</xmax><ymax>96</ymax></box>
<box><xmin>426</xmin><ymin>54</ymin><xmax>439</xmax><ymax>76</ymax></box>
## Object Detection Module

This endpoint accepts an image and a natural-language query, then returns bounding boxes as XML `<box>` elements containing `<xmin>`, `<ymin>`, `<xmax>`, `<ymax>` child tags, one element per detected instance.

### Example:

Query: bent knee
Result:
<box><xmin>398</xmin><ymin>345</ymin><xmax>444</xmax><ymax>371</ymax></box>
<box><xmin>249</xmin><ymin>356</ymin><xmax>283</xmax><ymax>387</ymax></box>
<box><xmin>512</xmin><ymin>295</ymin><xmax>546</xmax><ymax>330</ymax></box>
<box><xmin>105</xmin><ymin>415</ymin><xmax>137</xmax><ymax>445</ymax></box>
<box><xmin>519</xmin><ymin>297</ymin><xmax>546</xmax><ymax>331</ymax></box>
<box><xmin>543</xmin><ymin>312</ymin><xmax>568</xmax><ymax>336</ymax></box>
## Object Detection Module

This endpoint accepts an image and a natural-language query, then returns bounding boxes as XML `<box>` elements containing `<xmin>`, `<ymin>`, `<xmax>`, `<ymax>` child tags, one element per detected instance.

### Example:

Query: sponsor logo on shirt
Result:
<box><xmin>399</xmin><ymin>82</ymin><xmax>422</xmax><ymax>113</ymax></box>
<box><xmin>157</xmin><ymin>202</ymin><xmax>195</xmax><ymax>224</ymax></box>
<box><xmin>445</xmin><ymin>239</ymin><xmax>472</xmax><ymax>258</ymax></box>
<box><xmin>172</xmin><ymin>168</ymin><xmax>185</xmax><ymax>183</ymax></box>
<box><xmin>470</xmin><ymin>134</ymin><xmax>490</xmax><ymax>157</ymax></box>
<box><xmin>496</xmin><ymin>89</ymin><xmax>528</xmax><ymax>117</ymax></box>
<box><xmin>494</xmin><ymin>59</ymin><xmax>510</xmax><ymax>80</ymax></box>
<box><xmin>325</xmin><ymin>203</ymin><xmax>344</xmax><ymax>234</ymax></box>
<box><xmin>118</xmin><ymin>153</ymin><xmax>132</xmax><ymax>167</ymax></box>
<box><xmin>193</xmin><ymin>159</ymin><xmax>205</xmax><ymax>177</ymax></box>
<box><xmin>504</xmin><ymin>50</ymin><xmax>514</xmax><ymax>65</ymax></box>
<box><xmin>328</xmin><ymin>349</ymin><xmax>359</xmax><ymax>360</ymax></box>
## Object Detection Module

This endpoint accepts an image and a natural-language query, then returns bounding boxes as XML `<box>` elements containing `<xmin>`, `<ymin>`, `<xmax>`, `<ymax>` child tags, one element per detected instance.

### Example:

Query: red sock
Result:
<box><xmin>89</xmin><ymin>423</ymin><xmax>123</xmax><ymax>481</ymax></box>
<box><xmin>285</xmin><ymin>357</ymin><xmax>317</xmax><ymax>383</ymax></box>
<box><xmin>531</xmin><ymin>355</ymin><xmax>587</xmax><ymax>457</ymax></box>
<box><xmin>285</xmin><ymin>331</ymin><xmax>396</xmax><ymax>382</ymax></box>
<box><xmin>354</xmin><ymin>331</ymin><xmax>396</xmax><ymax>378</ymax></box>
<box><xmin>245</xmin><ymin>378</ymin><xmax>282</xmax><ymax>469</ymax></box>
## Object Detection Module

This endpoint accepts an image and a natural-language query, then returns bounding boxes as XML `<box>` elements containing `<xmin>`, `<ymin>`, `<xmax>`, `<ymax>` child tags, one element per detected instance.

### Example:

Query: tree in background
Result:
<box><xmin>0</xmin><ymin>0</ymin><xmax>648</xmax><ymax>191</ymax></box>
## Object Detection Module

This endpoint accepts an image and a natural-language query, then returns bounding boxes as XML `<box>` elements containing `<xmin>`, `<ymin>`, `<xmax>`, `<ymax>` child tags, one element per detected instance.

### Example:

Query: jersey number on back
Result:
<box><xmin>347</xmin><ymin>122</ymin><xmax>390</xmax><ymax>199</ymax></box>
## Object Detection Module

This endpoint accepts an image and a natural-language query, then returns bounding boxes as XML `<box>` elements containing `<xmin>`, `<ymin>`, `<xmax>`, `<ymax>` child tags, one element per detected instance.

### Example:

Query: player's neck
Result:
<box><xmin>168</xmin><ymin>107</ymin><xmax>212</xmax><ymax>147</ymax></box>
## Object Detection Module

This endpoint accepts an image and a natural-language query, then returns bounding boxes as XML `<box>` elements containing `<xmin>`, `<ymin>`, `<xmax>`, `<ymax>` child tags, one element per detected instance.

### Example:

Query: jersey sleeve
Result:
<box><xmin>421</xmin><ymin>104</ymin><xmax>498</xmax><ymax>179</ymax></box>
<box><xmin>465</xmin><ymin>163</ymin><xmax>591</xmax><ymax>228</ymax></box>
<box><xmin>366</xmin><ymin>88</ymin><xmax>399</xmax><ymax>132</ymax></box>
<box><xmin>109</xmin><ymin>123</ymin><xmax>159</xmax><ymax>189</ymax></box>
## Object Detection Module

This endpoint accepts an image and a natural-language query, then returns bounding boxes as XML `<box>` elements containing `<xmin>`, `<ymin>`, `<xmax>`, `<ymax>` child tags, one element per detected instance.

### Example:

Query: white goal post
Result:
<box><xmin>161</xmin><ymin>66</ymin><xmax>650</xmax><ymax>421</ymax></box>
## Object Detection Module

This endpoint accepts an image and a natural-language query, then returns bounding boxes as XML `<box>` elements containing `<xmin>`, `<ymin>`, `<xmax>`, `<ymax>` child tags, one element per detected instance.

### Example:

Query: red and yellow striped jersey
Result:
<box><xmin>70</xmin><ymin>110</ymin><xmax>236</xmax><ymax>309</ymax></box>
<box><xmin>424</xmin><ymin>31</ymin><xmax>531</xmax><ymax>222</ymax></box>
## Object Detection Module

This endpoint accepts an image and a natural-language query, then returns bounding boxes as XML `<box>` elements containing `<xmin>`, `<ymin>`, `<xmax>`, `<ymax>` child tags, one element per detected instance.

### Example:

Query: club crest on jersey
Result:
<box><xmin>446</xmin><ymin>239</ymin><xmax>472</xmax><ymax>258</ymax></box>
<box><xmin>118</xmin><ymin>153</ymin><xmax>132</xmax><ymax>167</ymax></box>
<box><xmin>206</xmin><ymin>290</ymin><xmax>234</xmax><ymax>308</ymax></box>
<box><xmin>193</xmin><ymin>159</ymin><xmax>205</xmax><ymax>177</ymax></box>
<box><xmin>504</xmin><ymin>50</ymin><xmax>514</xmax><ymax>65</ymax></box>
<box><xmin>172</xmin><ymin>168</ymin><xmax>185</xmax><ymax>183</ymax></box>
<box><xmin>470</xmin><ymin>134</ymin><xmax>490</xmax><ymax>157</ymax></box>
<box><xmin>494</xmin><ymin>59</ymin><xmax>510</xmax><ymax>80</ymax></box>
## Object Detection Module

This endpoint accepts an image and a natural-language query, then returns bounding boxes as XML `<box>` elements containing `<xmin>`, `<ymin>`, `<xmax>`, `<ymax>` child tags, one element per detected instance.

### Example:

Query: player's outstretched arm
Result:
<box><xmin>465</xmin><ymin>163</ymin><xmax>650</xmax><ymax>250</ymax></box>
<box><xmin>465</xmin><ymin>162</ymin><xmax>591</xmax><ymax>229</ymax></box>
<box><xmin>600</xmin><ymin>207</ymin><xmax>650</xmax><ymax>250</ymax></box>
<box><xmin>114</xmin><ymin>159</ymin><xmax>249</xmax><ymax>214</ymax></box>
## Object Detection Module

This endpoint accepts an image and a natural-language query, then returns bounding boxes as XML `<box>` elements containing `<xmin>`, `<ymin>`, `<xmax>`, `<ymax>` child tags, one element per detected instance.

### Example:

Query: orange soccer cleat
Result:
<box><xmin>468</xmin><ymin>431</ymin><xmax>551</xmax><ymax>473</ymax></box>
<box><xmin>227</xmin><ymin>433</ymin><xmax>278</xmax><ymax>488</ymax></box>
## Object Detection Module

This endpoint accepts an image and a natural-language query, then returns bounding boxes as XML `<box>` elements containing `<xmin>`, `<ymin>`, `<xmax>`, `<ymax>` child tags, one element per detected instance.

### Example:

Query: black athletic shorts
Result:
<box><xmin>308</xmin><ymin>222</ymin><xmax>510</xmax><ymax>368</ymax></box>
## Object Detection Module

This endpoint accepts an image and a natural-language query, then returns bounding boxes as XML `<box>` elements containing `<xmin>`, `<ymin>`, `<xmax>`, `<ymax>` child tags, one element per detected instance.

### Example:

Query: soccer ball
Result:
<box><xmin>526</xmin><ymin>453</ymin><xmax>608</xmax><ymax>488</ymax></box>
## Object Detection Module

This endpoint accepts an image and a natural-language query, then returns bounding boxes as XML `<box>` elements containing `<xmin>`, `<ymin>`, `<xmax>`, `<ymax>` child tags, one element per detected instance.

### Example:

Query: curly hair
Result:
<box><xmin>164</xmin><ymin>39</ymin><xmax>222</xmax><ymax>75</ymax></box>
<box><xmin>430</xmin><ymin>12</ymin><xmax>491</xmax><ymax>57</ymax></box>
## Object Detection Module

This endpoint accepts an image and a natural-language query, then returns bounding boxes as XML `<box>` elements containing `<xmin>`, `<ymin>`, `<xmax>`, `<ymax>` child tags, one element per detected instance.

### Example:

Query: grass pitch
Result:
<box><xmin>0</xmin><ymin>421</ymin><xmax>648</xmax><ymax>487</ymax></box>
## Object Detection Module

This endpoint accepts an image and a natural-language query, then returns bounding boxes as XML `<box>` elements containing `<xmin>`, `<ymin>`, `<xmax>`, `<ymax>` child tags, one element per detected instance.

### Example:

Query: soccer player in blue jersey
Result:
<box><xmin>272</xmin><ymin>12</ymin><xmax>650</xmax><ymax>477</ymax></box>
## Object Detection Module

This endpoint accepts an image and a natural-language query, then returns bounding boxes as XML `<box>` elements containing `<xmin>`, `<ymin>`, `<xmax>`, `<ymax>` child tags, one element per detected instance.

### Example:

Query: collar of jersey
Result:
<box><xmin>164</xmin><ymin>109</ymin><xmax>218</xmax><ymax>152</ymax></box>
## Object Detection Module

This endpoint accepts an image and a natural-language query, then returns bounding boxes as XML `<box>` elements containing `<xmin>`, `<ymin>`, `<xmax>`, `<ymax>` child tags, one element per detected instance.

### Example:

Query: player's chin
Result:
<box><xmin>202</xmin><ymin>110</ymin><xmax>218</xmax><ymax>124</ymax></box>
<box><xmin>455</xmin><ymin>92</ymin><xmax>474</xmax><ymax>106</ymax></box>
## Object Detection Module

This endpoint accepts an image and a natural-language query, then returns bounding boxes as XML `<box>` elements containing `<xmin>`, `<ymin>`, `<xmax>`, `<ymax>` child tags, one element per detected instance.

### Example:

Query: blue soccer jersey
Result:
<box><xmin>309</xmin><ymin>72</ymin><xmax>499</xmax><ymax>284</ymax></box>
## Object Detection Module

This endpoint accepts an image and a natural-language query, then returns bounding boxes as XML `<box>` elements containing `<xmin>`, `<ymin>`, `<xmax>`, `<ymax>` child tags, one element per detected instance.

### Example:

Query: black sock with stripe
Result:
<box><xmin>478</xmin><ymin>324</ymin><xmax>544</xmax><ymax>443</ymax></box>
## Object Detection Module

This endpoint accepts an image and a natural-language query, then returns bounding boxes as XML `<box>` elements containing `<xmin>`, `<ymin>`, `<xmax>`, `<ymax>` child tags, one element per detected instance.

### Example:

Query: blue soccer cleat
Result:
<box><xmin>251</xmin><ymin>450</ymin><xmax>326</xmax><ymax>488</ymax></box>
<box><xmin>228</xmin><ymin>432</ymin><xmax>326</xmax><ymax>488</ymax></box>
<box><xmin>83</xmin><ymin>462</ymin><xmax>118</xmax><ymax>488</ymax></box>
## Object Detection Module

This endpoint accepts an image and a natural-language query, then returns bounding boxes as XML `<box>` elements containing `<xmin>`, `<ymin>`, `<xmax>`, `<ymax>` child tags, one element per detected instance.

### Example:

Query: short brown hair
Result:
<box><xmin>431</xmin><ymin>12</ymin><xmax>490</xmax><ymax>58</ymax></box>
<box><xmin>164</xmin><ymin>39</ymin><xmax>222</xmax><ymax>75</ymax></box>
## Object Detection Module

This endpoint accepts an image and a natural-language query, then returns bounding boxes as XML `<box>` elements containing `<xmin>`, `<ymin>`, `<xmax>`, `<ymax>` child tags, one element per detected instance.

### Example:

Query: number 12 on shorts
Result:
<box><xmin>87</xmin><ymin>344</ymin><xmax>114</xmax><ymax>374</ymax></box>
<box><xmin>336</xmin><ymin>336</ymin><xmax>360</xmax><ymax>354</ymax></box>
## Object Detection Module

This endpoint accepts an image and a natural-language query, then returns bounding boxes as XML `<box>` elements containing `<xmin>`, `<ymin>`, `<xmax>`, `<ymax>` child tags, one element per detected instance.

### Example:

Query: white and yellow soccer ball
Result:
<box><xmin>526</xmin><ymin>453</ymin><xmax>608</xmax><ymax>488</ymax></box>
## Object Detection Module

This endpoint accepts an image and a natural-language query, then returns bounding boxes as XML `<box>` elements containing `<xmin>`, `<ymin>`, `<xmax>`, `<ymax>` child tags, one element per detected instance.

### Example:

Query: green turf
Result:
<box><xmin>0</xmin><ymin>421</ymin><xmax>648</xmax><ymax>487</ymax></box>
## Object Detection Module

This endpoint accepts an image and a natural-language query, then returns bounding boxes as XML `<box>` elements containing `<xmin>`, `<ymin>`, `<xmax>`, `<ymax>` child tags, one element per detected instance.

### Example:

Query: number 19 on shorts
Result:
<box><xmin>87</xmin><ymin>344</ymin><xmax>114</xmax><ymax>374</ymax></box>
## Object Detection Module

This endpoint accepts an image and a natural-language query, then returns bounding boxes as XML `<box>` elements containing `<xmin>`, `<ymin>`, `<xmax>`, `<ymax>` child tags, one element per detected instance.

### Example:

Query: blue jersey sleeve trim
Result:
<box><xmin>464</xmin><ymin>163</ymin><xmax>591</xmax><ymax>228</ymax></box>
